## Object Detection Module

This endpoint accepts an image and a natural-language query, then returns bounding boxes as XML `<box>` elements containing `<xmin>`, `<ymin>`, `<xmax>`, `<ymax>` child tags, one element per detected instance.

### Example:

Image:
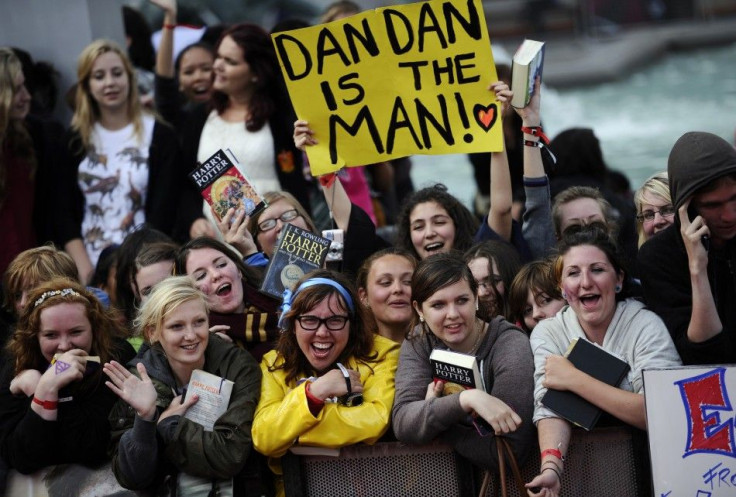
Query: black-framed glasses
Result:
<box><xmin>636</xmin><ymin>205</ymin><xmax>676</xmax><ymax>222</ymax></box>
<box><xmin>258</xmin><ymin>209</ymin><xmax>300</xmax><ymax>232</ymax></box>
<box><xmin>296</xmin><ymin>315</ymin><xmax>349</xmax><ymax>331</ymax></box>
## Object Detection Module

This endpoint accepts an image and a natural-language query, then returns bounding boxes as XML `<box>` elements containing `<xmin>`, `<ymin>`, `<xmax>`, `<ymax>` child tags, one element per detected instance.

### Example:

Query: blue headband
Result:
<box><xmin>278</xmin><ymin>277</ymin><xmax>355</xmax><ymax>330</ymax></box>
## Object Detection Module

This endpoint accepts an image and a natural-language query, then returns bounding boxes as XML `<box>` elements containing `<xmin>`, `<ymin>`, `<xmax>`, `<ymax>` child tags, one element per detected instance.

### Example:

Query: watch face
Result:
<box><xmin>339</xmin><ymin>392</ymin><xmax>363</xmax><ymax>407</ymax></box>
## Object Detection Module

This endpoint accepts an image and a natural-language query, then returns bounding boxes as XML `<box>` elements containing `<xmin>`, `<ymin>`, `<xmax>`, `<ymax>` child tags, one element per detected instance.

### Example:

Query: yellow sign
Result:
<box><xmin>272</xmin><ymin>0</ymin><xmax>501</xmax><ymax>175</ymax></box>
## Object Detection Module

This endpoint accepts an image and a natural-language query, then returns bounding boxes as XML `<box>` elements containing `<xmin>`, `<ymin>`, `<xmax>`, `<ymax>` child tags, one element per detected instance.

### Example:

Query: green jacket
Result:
<box><xmin>108</xmin><ymin>337</ymin><xmax>261</xmax><ymax>491</ymax></box>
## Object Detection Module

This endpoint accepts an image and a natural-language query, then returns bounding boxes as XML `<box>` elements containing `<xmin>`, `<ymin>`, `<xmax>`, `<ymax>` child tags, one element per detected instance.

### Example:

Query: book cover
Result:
<box><xmin>259</xmin><ymin>224</ymin><xmax>331</xmax><ymax>300</ymax></box>
<box><xmin>429</xmin><ymin>349</ymin><xmax>492</xmax><ymax>436</ymax></box>
<box><xmin>510</xmin><ymin>39</ymin><xmax>545</xmax><ymax>109</ymax></box>
<box><xmin>183</xmin><ymin>369</ymin><xmax>234</xmax><ymax>432</ymax></box>
<box><xmin>541</xmin><ymin>337</ymin><xmax>630</xmax><ymax>431</ymax></box>
<box><xmin>188</xmin><ymin>148</ymin><xmax>266</xmax><ymax>221</ymax></box>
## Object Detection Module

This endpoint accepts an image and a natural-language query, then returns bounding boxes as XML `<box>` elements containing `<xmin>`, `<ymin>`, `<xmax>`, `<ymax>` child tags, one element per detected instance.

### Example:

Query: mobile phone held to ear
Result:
<box><xmin>687</xmin><ymin>204</ymin><xmax>710</xmax><ymax>251</ymax></box>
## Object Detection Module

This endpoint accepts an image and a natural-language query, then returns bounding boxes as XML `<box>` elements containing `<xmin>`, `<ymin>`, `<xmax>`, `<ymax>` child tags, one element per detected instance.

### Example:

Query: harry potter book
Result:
<box><xmin>260</xmin><ymin>224</ymin><xmax>331</xmax><ymax>300</ymax></box>
<box><xmin>541</xmin><ymin>337</ymin><xmax>630</xmax><ymax>431</ymax></box>
<box><xmin>429</xmin><ymin>349</ymin><xmax>492</xmax><ymax>436</ymax></box>
<box><xmin>183</xmin><ymin>369</ymin><xmax>234</xmax><ymax>432</ymax></box>
<box><xmin>510</xmin><ymin>39</ymin><xmax>545</xmax><ymax>109</ymax></box>
<box><xmin>188</xmin><ymin>148</ymin><xmax>266</xmax><ymax>221</ymax></box>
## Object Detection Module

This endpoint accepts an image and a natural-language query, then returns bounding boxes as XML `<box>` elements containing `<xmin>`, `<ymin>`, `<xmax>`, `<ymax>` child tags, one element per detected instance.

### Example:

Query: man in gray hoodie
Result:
<box><xmin>638</xmin><ymin>131</ymin><xmax>736</xmax><ymax>365</ymax></box>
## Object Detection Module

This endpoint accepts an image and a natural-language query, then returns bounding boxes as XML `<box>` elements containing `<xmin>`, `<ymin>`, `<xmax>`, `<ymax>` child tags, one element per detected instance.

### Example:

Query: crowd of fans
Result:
<box><xmin>1</xmin><ymin>1</ymin><xmax>735</xmax><ymax>496</ymax></box>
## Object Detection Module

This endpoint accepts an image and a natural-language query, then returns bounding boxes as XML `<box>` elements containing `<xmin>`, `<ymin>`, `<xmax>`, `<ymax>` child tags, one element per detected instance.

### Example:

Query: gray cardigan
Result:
<box><xmin>392</xmin><ymin>316</ymin><xmax>536</xmax><ymax>470</ymax></box>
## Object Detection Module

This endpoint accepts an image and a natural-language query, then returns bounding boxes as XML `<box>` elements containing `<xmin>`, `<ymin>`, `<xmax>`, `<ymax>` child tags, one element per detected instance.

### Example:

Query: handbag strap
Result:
<box><xmin>498</xmin><ymin>437</ymin><xmax>528</xmax><ymax>496</ymax></box>
<box><xmin>477</xmin><ymin>437</ymin><xmax>527</xmax><ymax>497</ymax></box>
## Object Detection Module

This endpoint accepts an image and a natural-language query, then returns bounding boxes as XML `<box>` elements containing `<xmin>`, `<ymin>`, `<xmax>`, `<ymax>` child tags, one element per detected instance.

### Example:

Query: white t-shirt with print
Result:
<box><xmin>78</xmin><ymin>115</ymin><xmax>155</xmax><ymax>266</ymax></box>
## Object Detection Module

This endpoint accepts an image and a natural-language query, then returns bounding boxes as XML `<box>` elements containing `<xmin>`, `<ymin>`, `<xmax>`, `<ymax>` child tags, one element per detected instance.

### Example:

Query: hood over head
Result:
<box><xmin>668</xmin><ymin>131</ymin><xmax>736</xmax><ymax>210</ymax></box>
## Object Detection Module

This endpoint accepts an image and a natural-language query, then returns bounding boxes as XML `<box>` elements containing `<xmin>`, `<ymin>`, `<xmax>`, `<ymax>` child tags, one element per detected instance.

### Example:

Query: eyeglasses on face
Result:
<box><xmin>476</xmin><ymin>275</ymin><xmax>503</xmax><ymax>291</ymax></box>
<box><xmin>636</xmin><ymin>205</ymin><xmax>676</xmax><ymax>223</ymax></box>
<box><xmin>296</xmin><ymin>315</ymin><xmax>349</xmax><ymax>331</ymax></box>
<box><xmin>258</xmin><ymin>209</ymin><xmax>300</xmax><ymax>232</ymax></box>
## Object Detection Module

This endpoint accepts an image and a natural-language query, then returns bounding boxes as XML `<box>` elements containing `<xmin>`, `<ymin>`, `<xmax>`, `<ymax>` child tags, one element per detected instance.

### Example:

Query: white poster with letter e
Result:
<box><xmin>644</xmin><ymin>366</ymin><xmax>736</xmax><ymax>497</ymax></box>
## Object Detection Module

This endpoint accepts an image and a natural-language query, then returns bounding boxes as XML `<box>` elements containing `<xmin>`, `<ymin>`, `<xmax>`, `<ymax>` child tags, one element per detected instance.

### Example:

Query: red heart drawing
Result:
<box><xmin>473</xmin><ymin>103</ymin><xmax>498</xmax><ymax>131</ymax></box>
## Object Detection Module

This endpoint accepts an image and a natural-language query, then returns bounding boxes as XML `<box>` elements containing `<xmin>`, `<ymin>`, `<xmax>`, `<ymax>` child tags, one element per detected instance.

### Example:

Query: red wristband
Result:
<box><xmin>163</xmin><ymin>23</ymin><xmax>177</xmax><ymax>30</ymax></box>
<box><xmin>541</xmin><ymin>447</ymin><xmax>564</xmax><ymax>461</ymax></box>
<box><xmin>521</xmin><ymin>125</ymin><xmax>550</xmax><ymax>144</ymax></box>
<box><xmin>32</xmin><ymin>396</ymin><xmax>58</xmax><ymax>410</ymax></box>
<box><xmin>318</xmin><ymin>172</ymin><xmax>337</xmax><ymax>188</ymax></box>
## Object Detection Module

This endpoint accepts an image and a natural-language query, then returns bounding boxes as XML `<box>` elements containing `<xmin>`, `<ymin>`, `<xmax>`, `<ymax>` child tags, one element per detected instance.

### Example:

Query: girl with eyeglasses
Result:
<box><xmin>634</xmin><ymin>171</ymin><xmax>675</xmax><ymax>248</ymax></box>
<box><xmin>174</xmin><ymin>237</ymin><xmax>280</xmax><ymax>361</ymax></box>
<box><xmin>252</xmin><ymin>269</ymin><xmax>399</xmax><ymax>496</ymax></box>
<box><xmin>463</xmin><ymin>240</ymin><xmax>523</xmax><ymax>320</ymax></box>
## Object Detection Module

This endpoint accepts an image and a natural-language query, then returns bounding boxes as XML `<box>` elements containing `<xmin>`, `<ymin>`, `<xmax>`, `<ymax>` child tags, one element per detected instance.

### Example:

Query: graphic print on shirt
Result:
<box><xmin>79</xmin><ymin>119</ymin><xmax>152</xmax><ymax>266</ymax></box>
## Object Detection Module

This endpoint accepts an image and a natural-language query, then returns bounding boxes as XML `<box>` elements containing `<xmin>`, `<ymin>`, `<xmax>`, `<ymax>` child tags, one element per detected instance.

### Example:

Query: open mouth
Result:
<box><xmin>311</xmin><ymin>342</ymin><xmax>333</xmax><ymax>359</ymax></box>
<box><xmin>424</xmin><ymin>242</ymin><xmax>444</xmax><ymax>253</ymax></box>
<box><xmin>579</xmin><ymin>294</ymin><xmax>600</xmax><ymax>308</ymax></box>
<box><xmin>181</xmin><ymin>343</ymin><xmax>199</xmax><ymax>352</ymax></box>
<box><xmin>215</xmin><ymin>283</ymin><xmax>232</xmax><ymax>297</ymax></box>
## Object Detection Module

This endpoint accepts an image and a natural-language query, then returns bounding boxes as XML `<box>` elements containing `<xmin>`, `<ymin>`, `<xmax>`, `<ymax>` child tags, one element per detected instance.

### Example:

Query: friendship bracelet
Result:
<box><xmin>542</xmin><ymin>466</ymin><xmax>562</xmax><ymax>482</ymax></box>
<box><xmin>32</xmin><ymin>397</ymin><xmax>58</xmax><ymax>410</ymax></box>
<box><xmin>520</xmin><ymin>125</ymin><xmax>550</xmax><ymax>144</ymax></box>
<box><xmin>541</xmin><ymin>459</ymin><xmax>563</xmax><ymax>473</ymax></box>
<box><xmin>163</xmin><ymin>23</ymin><xmax>177</xmax><ymax>30</ymax></box>
<box><xmin>541</xmin><ymin>447</ymin><xmax>565</xmax><ymax>461</ymax></box>
<box><xmin>319</xmin><ymin>172</ymin><xmax>337</xmax><ymax>188</ymax></box>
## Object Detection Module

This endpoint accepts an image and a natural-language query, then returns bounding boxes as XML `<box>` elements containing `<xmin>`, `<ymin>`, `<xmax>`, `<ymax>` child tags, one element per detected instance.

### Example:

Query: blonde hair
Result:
<box><xmin>321</xmin><ymin>1</ymin><xmax>360</xmax><ymax>23</ymax></box>
<box><xmin>70</xmin><ymin>39</ymin><xmax>144</xmax><ymax>151</ymax></box>
<box><xmin>134</xmin><ymin>275</ymin><xmax>208</xmax><ymax>343</ymax></box>
<box><xmin>0</xmin><ymin>47</ymin><xmax>35</xmax><ymax>205</ymax></box>
<box><xmin>634</xmin><ymin>171</ymin><xmax>671</xmax><ymax>247</ymax></box>
<box><xmin>3</xmin><ymin>245</ymin><xmax>79</xmax><ymax>314</ymax></box>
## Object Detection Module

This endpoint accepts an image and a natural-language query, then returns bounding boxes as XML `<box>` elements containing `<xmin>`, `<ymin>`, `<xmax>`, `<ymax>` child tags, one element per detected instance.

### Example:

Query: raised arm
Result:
<box><xmin>486</xmin><ymin>82</ymin><xmax>513</xmax><ymax>241</ymax></box>
<box><xmin>294</xmin><ymin>119</ymin><xmax>352</xmax><ymax>230</ymax></box>
<box><xmin>150</xmin><ymin>0</ymin><xmax>178</xmax><ymax>78</ymax></box>
<box><xmin>515</xmin><ymin>77</ymin><xmax>555</xmax><ymax>258</ymax></box>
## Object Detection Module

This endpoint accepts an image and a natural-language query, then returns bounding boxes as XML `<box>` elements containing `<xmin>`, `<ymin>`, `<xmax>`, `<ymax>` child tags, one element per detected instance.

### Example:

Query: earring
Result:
<box><xmin>562</xmin><ymin>291</ymin><xmax>568</xmax><ymax>300</ymax></box>
<box><xmin>419</xmin><ymin>315</ymin><xmax>424</xmax><ymax>323</ymax></box>
<box><xmin>475</xmin><ymin>300</ymin><xmax>479</xmax><ymax>311</ymax></box>
<box><xmin>615</xmin><ymin>285</ymin><xmax>622</xmax><ymax>293</ymax></box>
<box><xmin>363</xmin><ymin>300</ymin><xmax>371</xmax><ymax>309</ymax></box>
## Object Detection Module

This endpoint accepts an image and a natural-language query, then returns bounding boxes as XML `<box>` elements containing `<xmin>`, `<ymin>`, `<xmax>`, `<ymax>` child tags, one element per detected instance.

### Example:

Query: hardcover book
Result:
<box><xmin>260</xmin><ymin>224</ymin><xmax>331</xmax><ymax>300</ymax></box>
<box><xmin>183</xmin><ymin>369</ymin><xmax>234</xmax><ymax>432</ymax></box>
<box><xmin>510</xmin><ymin>39</ymin><xmax>545</xmax><ymax>109</ymax></box>
<box><xmin>541</xmin><ymin>337</ymin><xmax>630</xmax><ymax>431</ymax></box>
<box><xmin>429</xmin><ymin>348</ymin><xmax>492</xmax><ymax>436</ymax></box>
<box><xmin>188</xmin><ymin>148</ymin><xmax>266</xmax><ymax>221</ymax></box>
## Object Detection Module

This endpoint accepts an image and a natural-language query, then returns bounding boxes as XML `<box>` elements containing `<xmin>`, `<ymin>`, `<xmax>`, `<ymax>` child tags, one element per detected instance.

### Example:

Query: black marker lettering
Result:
<box><xmin>398</xmin><ymin>61</ymin><xmax>429</xmax><ymax>91</ymax></box>
<box><xmin>273</xmin><ymin>34</ymin><xmax>312</xmax><ymax>81</ymax></box>
<box><xmin>383</xmin><ymin>9</ymin><xmax>414</xmax><ymax>55</ymax></box>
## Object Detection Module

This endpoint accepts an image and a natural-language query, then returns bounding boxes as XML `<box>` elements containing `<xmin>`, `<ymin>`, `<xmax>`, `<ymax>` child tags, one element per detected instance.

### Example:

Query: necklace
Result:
<box><xmin>467</xmin><ymin>319</ymin><xmax>486</xmax><ymax>355</ymax></box>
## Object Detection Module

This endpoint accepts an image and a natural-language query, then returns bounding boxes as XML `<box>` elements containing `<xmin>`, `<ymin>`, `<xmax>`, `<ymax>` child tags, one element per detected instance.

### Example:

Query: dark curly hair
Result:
<box><xmin>395</xmin><ymin>184</ymin><xmax>479</xmax><ymax>260</ymax></box>
<box><xmin>269</xmin><ymin>269</ymin><xmax>377</xmax><ymax>384</ymax></box>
